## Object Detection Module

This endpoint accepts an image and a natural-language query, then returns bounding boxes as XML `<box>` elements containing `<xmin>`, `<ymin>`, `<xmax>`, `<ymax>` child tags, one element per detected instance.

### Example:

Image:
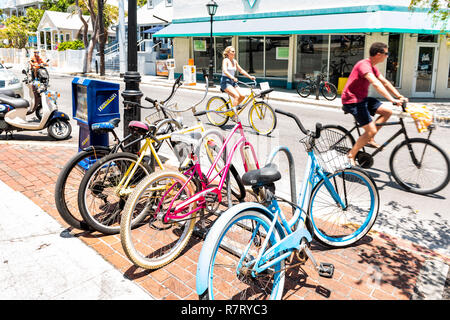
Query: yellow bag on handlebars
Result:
<box><xmin>405</xmin><ymin>104</ymin><xmax>433</xmax><ymax>133</ymax></box>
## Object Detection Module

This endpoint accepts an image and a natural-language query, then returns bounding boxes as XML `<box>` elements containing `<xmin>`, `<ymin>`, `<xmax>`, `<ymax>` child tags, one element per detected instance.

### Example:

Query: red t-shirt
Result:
<box><xmin>341</xmin><ymin>59</ymin><xmax>380</xmax><ymax>104</ymax></box>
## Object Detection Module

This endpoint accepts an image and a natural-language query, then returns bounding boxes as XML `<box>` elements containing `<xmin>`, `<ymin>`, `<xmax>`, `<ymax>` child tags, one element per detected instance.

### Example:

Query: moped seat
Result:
<box><xmin>242</xmin><ymin>163</ymin><xmax>281</xmax><ymax>186</ymax></box>
<box><xmin>0</xmin><ymin>94</ymin><xmax>29</xmax><ymax>109</ymax></box>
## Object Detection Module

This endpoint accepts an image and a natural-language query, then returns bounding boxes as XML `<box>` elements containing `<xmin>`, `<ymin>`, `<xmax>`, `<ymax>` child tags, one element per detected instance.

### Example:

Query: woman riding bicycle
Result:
<box><xmin>342</xmin><ymin>42</ymin><xmax>408</xmax><ymax>166</ymax></box>
<box><xmin>220</xmin><ymin>46</ymin><xmax>256</xmax><ymax>108</ymax></box>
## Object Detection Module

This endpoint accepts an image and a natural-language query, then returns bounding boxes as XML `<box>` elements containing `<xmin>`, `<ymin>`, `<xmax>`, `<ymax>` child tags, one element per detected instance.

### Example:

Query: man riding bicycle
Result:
<box><xmin>341</xmin><ymin>42</ymin><xmax>408</xmax><ymax>166</ymax></box>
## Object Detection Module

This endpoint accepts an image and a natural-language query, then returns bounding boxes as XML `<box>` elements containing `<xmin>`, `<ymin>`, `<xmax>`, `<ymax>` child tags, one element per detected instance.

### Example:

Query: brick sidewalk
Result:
<box><xmin>0</xmin><ymin>142</ymin><xmax>448</xmax><ymax>300</ymax></box>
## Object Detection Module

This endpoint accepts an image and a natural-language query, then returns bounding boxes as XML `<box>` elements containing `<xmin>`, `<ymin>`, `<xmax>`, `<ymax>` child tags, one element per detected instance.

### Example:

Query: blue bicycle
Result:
<box><xmin>196</xmin><ymin>109</ymin><xmax>379</xmax><ymax>300</ymax></box>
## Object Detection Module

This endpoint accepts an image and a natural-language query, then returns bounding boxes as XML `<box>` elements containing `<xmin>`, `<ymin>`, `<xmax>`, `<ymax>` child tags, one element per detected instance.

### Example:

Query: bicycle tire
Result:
<box><xmin>197</xmin><ymin>209</ymin><xmax>285</xmax><ymax>300</ymax></box>
<box><xmin>296</xmin><ymin>80</ymin><xmax>311</xmax><ymax>98</ymax></box>
<box><xmin>55</xmin><ymin>147</ymin><xmax>110</xmax><ymax>231</ymax></box>
<box><xmin>307</xmin><ymin>167</ymin><xmax>379</xmax><ymax>248</ymax></box>
<box><xmin>77</xmin><ymin>152</ymin><xmax>154</xmax><ymax>235</ymax></box>
<box><xmin>320</xmin><ymin>124</ymin><xmax>356</xmax><ymax>148</ymax></box>
<box><xmin>206</xmin><ymin>96</ymin><xmax>230</xmax><ymax>127</ymax></box>
<box><xmin>248</xmin><ymin>101</ymin><xmax>277</xmax><ymax>136</ymax></box>
<box><xmin>120</xmin><ymin>170</ymin><xmax>197</xmax><ymax>269</ymax></box>
<box><xmin>389</xmin><ymin>138</ymin><xmax>450</xmax><ymax>195</ymax></box>
<box><xmin>321</xmin><ymin>82</ymin><xmax>338</xmax><ymax>101</ymax></box>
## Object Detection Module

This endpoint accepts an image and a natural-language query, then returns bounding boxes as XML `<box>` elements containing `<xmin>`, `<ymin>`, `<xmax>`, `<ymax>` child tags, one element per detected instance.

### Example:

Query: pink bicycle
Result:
<box><xmin>120</xmin><ymin>106</ymin><xmax>261</xmax><ymax>269</ymax></box>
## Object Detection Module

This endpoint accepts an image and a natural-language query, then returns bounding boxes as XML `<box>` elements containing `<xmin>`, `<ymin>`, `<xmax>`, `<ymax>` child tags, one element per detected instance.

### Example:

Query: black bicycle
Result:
<box><xmin>323</xmin><ymin>102</ymin><xmax>449</xmax><ymax>195</ymax></box>
<box><xmin>296</xmin><ymin>73</ymin><xmax>338</xmax><ymax>101</ymax></box>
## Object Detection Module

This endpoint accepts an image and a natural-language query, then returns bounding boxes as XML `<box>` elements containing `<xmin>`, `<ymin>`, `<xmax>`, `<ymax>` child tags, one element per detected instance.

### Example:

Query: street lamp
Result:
<box><xmin>206</xmin><ymin>0</ymin><xmax>218</xmax><ymax>87</ymax></box>
<box><xmin>121</xmin><ymin>0</ymin><xmax>142</xmax><ymax>153</ymax></box>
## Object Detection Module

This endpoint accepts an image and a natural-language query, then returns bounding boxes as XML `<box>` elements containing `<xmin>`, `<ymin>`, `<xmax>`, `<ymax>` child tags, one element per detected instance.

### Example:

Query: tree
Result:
<box><xmin>409</xmin><ymin>0</ymin><xmax>449</xmax><ymax>31</ymax></box>
<box><xmin>1</xmin><ymin>16</ymin><xmax>30</xmax><ymax>48</ymax></box>
<box><xmin>25</xmin><ymin>7</ymin><xmax>45</xmax><ymax>32</ymax></box>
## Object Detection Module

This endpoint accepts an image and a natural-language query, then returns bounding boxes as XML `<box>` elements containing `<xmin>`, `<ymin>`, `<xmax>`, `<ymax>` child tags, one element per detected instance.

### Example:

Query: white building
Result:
<box><xmin>155</xmin><ymin>0</ymin><xmax>450</xmax><ymax>98</ymax></box>
<box><xmin>0</xmin><ymin>0</ymin><xmax>44</xmax><ymax>17</ymax></box>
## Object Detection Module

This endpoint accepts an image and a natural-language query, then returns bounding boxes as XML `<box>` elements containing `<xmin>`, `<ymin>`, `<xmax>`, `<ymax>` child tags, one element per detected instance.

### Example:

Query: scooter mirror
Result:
<box><xmin>22</xmin><ymin>69</ymin><xmax>27</xmax><ymax>75</ymax></box>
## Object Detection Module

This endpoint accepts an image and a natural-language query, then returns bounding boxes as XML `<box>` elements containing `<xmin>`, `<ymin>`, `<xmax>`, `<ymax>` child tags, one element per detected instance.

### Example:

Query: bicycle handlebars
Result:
<box><xmin>275</xmin><ymin>108</ymin><xmax>322</xmax><ymax>138</ymax></box>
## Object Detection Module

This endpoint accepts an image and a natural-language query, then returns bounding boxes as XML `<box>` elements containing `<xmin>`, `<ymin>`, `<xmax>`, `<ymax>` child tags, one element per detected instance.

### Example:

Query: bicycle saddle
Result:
<box><xmin>128</xmin><ymin>120</ymin><xmax>156</xmax><ymax>136</ymax></box>
<box><xmin>91</xmin><ymin>118</ymin><xmax>120</xmax><ymax>134</ymax></box>
<box><xmin>242</xmin><ymin>163</ymin><xmax>281</xmax><ymax>187</ymax></box>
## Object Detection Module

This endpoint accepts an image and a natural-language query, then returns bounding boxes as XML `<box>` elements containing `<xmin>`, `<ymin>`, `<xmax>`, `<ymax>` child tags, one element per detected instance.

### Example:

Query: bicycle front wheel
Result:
<box><xmin>206</xmin><ymin>96</ymin><xmax>230</xmax><ymax>127</ymax></box>
<box><xmin>198</xmin><ymin>210</ymin><xmax>285</xmax><ymax>300</ymax></box>
<box><xmin>55</xmin><ymin>147</ymin><xmax>110</xmax><ymax>231</ymax></box>
<box><xmin>389</xmin><ymin>138</ymin><xmax>450</xmax><ymax>194</ymax></box>
<box><xmin>308</xmin><ymin>167</ymin><xmax>379</xmax><ymax>247</ymax></box>
<box><xmin>120</xmin><ymin>170</ymin><xmax>197</xmax><ymax>269</ymax></box>
<box><xmin>78</xmin><ymin>152</ymin><xmax>154</xmax><ymax>235</ymax></box>
<box><xmin>248</xmin><ymin>101</ymin><xmax>277</xmax><ymax>135</ymax></box>
<box><xmin>296</xmin><ymin>80</ymin><xmax>311</xmax><ymax>98</ymax></box>
<box><xmin>321</xmin><ymin>82</ymin><xmax>338</xmax><ymax>101</ymax></box>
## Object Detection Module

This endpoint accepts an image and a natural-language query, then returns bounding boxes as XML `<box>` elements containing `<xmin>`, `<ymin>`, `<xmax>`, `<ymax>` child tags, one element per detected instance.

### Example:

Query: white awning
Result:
<box><xmin>154</xmin><ymin>9</ymin><xmax>448</xmax><ymax>38</ymax></box>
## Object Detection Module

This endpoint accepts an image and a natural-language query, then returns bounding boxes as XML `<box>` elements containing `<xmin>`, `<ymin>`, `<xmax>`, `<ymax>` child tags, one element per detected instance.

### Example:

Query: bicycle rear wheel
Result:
<box><xmin>248</xmin><ymin>101</ymin><xmax>277</xmax><ymax>136</ymax></box>
<box><xmin>296</xmin><ymin>80</ymin><xmax>311</xmax><ymax>98</ymax></box>
<box><xmin>120</xmin><ymin>170</ymin><xmax>197</xmax><ymax>269</ymax></box>
<box><xmin>206</xmin><ymin>96</ymin><xmax>230</xmax><ymax>127</ymax></box>
<box><xmin>389</xmin><ymin>138</ymin><xmax>450</xmax><ymax>194</ymax></box>
<box><xmin>321</xmin><ymin>82</ymin><xmax>338</xmax><ymax>101</ymax></box>
<box><xmin>307</xmin><ymin>167</ymin><xmax>379</xmax><ymax>247</ymax></box>
<box><xmin>55</xmin><ymin>147</ymin><xmax>110</xmax><ymax>231</ymax></box>
<box><xmin>198</xmin><ymin>210</ymin><xmax>285</xmax><ymax>300</ymax></box>
<box><xmin>78</xmin><ymin>152</ymin><xmax>154</xmax><ymax>235</ymax></box>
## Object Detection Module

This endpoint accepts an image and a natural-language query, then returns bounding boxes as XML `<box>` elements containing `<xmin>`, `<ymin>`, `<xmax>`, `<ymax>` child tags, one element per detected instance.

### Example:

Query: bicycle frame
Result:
<box><xmin>115</xmin><ymin>122</ymin><xmax>207</xmax><ymax>196</ymax></box>
<box><xmin>157</xmin><ymin>120</ymin><xmax>260</xmax><ymax>221</ymax></box>
<box><xmin>241</xmin><ymin>147</ymin><xmax>346</xmax><ymax>275</ymax></box>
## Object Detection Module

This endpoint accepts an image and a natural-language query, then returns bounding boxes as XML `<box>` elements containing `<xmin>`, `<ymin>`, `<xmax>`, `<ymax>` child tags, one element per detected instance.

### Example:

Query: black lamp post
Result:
<box><xmin>206</xmin><ymin>0</ymin><xmax>218</xmax><ymax>87</ymax></box>
<box><xmin>121</xmin><ymin>0</ymin><xmax>142</xmax><ymax>153</ymax></box>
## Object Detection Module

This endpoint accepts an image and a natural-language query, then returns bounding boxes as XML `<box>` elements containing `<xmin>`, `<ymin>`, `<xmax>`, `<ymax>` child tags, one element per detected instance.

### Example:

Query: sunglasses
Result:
<box><xmin>382</xmin><ymin>51</ymin><xmax>389</xmax><ymax>56</ymax></box>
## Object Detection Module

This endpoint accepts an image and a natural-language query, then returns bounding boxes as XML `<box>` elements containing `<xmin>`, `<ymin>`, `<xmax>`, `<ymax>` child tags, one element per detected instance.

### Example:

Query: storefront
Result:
<box><xmin>154</xmin><ymin>1</ymin><xmax>450</xmax><ymax>98</ymax></box>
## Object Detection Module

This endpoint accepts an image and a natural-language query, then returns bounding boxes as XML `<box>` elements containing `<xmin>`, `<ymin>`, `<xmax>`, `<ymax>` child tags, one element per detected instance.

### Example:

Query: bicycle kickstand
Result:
<box><xmin>302</xmin><ymin>245</ymin><xmax>334</xmax><ymax>278</ymax></box>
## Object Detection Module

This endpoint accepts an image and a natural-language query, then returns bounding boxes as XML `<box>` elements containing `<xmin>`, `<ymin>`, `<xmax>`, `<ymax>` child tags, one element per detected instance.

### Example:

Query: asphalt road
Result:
<box><xmin>8</xmin><ymin>71</ymin><xmax>450</xmax><ymax>257</ymax></box>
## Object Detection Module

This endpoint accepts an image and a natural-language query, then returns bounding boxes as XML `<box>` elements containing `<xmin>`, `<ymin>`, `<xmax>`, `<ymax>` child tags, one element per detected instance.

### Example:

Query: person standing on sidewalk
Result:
<box><xmin>220</xmin><ymin>46</ymin><xmax>256</xmax><ymax>108</ymax></box>
<box><xmin>341</xmin><ymin>42</ymin><xmax>408</xmax><ymax>165</ymax></box>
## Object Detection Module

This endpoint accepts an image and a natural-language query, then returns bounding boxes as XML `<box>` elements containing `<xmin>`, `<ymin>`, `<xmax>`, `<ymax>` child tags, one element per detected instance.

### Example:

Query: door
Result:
<box><xmin>412</xmin><ymin>45</ymin><xmax>438</xmax><ymax>97</ymax></box>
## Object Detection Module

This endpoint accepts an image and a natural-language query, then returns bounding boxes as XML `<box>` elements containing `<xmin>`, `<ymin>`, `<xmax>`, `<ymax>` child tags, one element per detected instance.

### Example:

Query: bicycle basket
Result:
<box><xmin>405</xmin><ymin>104</ymin><xmax>433</xmax><ymax>133</ymax></box>
<box><xmin>307</xmin><ymin>129</ymin><xmax>352</xmax><ymax>173</ymax></box>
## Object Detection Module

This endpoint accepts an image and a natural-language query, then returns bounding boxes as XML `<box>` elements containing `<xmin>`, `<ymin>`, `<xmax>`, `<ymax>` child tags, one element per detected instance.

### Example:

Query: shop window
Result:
<box><xmin>387</xmin><ymin>33</ymin><xmax>403</xmax><ymax>87</ymax></box>
<box><xmin>193</xmin><ymin>37</ymin><xmax>212</xmax><ymax>73</ymax></box>
<box><xmin>265</xmin><ymin>36</ymin><xmax>289</xmax><ymax>78</ymax></box>
<box><xmin>215</xmin><ymin>37</ymin><xmax>232</xmax><ymax>73</ymax></box>
<box><xmin>238</xmin><ymin>36</ymin><xmax>264</xmax><ymax>77</ymax></box>
<box><xmin>296</xmin><ymin>35</ymin><xmax>328</xmax><ymax>81</ymax></box>
<box><xmin>328</xmin><ymin>35</ymin><xmax>365</xmax><ymax>86</ymax></box>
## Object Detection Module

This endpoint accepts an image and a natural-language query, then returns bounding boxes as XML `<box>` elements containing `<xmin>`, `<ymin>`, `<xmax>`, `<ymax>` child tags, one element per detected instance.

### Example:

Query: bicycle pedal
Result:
<box><xmin>318</xmin><ymin>262</ymin><xmax>334</xmax><ymax>278</ymax></box>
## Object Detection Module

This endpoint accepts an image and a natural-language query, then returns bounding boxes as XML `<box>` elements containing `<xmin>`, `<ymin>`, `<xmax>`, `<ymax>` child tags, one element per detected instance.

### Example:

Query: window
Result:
<box><xmin>166</xmin><ymin>0</ymin><xmax>173</xmax><ymax>7</ymax></box>
<box><xmin>328</xmin><ymin>35</ymin><xmax>365</xmax><ymax>85</ymax></box>
<box><xmin>238</xmin><ymin>36</ymin><xmax>264</xmax><ymax>77</ymax></box>
<box><xmin>296</xmin><ymin>35</ymin><xmax>328</xmax><ymax>81</ymax></box>
<box><xmin>387</xmin><ymin>33</ymin><xmax>403</xmax><ymax>87</ymax></box>
<box><xmin>193</xmin><ymin>37</ymin><xmax>212</xmax><ymax>72</ymax></box>
<box><xmin>147</xmin><ymin>0</ymin><xmax>153</xmax><ymax>8</ymax></box>
<box><xmin>418</xmin><ymin>34</ymin><xmax>438</xmax><ymax>43</ymax></box>
<box><xmin>265</xmin><ymin>36</ymin><xmax>289</xmax><ymax>77</ymax></box>
<box><xmin>215</xmin><ymin>37</ymin><xmax>232</xmax><ymax>73</ymax></box>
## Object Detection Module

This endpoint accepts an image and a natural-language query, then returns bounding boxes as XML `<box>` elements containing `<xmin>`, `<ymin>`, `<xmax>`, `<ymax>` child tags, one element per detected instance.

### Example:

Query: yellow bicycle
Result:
<box><xmin>205</xmin><ymin>80</ymin><xmax>277</xmax><ymax>135</ymax></box>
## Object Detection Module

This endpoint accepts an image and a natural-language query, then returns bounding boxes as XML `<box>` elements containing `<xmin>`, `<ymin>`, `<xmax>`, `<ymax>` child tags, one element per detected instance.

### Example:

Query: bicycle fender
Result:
<box><xmin>196</xmin><ymin>202</ymin><xmax>285</xmax><ymax>297</ymax></box>
<box><xmin>81</xmin><ymin>145</ymin><xmax>111</xmax><ymax>153</ymax></box>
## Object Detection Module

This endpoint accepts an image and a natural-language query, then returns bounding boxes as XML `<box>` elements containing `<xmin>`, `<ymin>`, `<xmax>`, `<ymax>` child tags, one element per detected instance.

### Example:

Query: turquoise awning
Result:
<box><xmin>154</xmin><ymin>6</ymin><xmax>449</xmax><ymax>38</ymax></box>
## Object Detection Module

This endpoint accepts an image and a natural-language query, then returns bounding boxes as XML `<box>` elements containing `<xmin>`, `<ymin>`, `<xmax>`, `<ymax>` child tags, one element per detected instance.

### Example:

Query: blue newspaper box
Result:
<box><xmin>72</xmin><ymin>77</ymin><xmax>120</xmax><ymax>152</ymax></box>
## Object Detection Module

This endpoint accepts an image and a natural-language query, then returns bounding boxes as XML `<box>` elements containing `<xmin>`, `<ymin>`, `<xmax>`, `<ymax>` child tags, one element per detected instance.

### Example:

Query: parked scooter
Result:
<box><xmin>0</xmin><ymin>70</ymin><xmax>71</xmax><ymax>140</ymax></box>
